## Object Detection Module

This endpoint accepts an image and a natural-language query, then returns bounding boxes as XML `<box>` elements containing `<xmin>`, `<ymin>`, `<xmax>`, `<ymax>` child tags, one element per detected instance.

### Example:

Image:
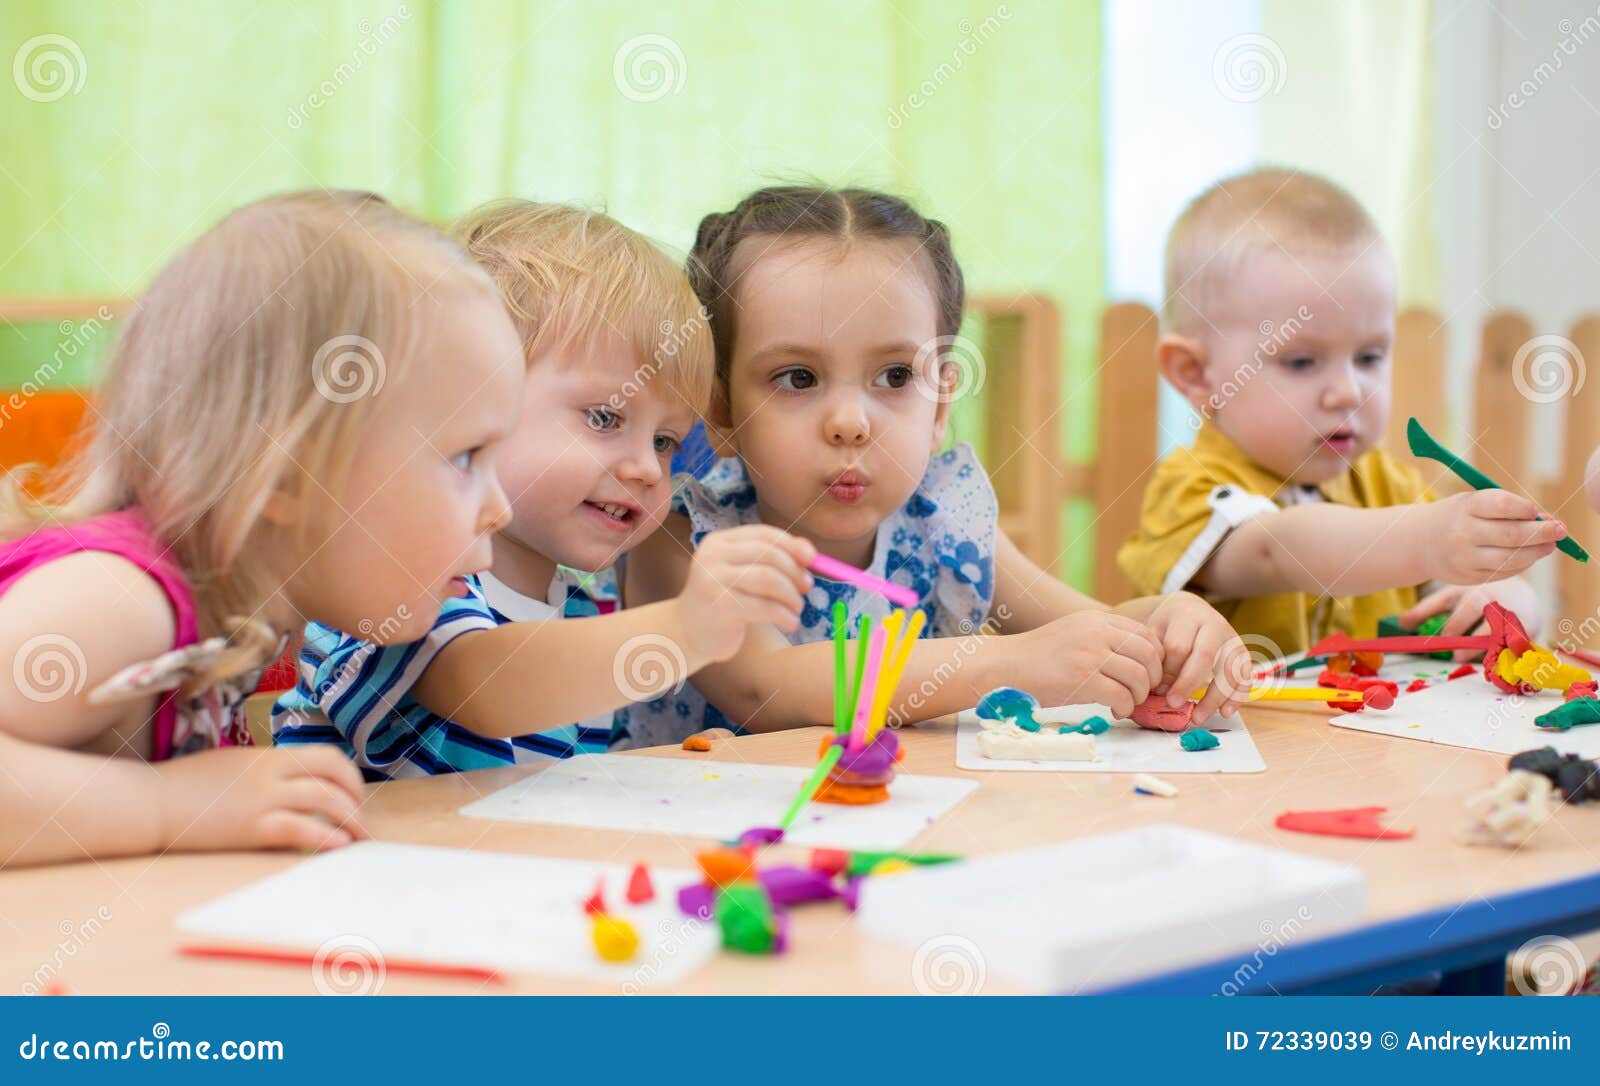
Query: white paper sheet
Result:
<box><xmin>1331</xmin><ymin>674</ymin><xmax>1600</xmax><ymax>757</ymax></box>
<box><xmin>177</xmin><ymin>842</ymin><xmax>720</xmax><ymax>989</ymax></box>
<box><xmin>459</xmin><ymin>754</ymin><xmax>979</xmax><ymax>850</ymax></box>
<box><xmin>953</xmin><ymin>704</ymin><xmax>1265</xmax><ymax>773</ymax></box>
<box><xmin>857</xmin><ymin>825</ymin><xmax>1365</xmax><ymax>992</ymax></box>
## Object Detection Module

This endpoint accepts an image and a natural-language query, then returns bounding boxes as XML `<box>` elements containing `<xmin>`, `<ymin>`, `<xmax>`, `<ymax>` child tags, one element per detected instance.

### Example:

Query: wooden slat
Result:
<box><xmin>1388</xmin><ymin>307</ymin><xmax>1455</xmax><ymax>493</ymax></box>
<box><xmin>970</xmin><ymin>294</ymin><xmax>1061</xmax><ymax>576</ymax></box>
<box><xmin>1557</xmin><ymin>316</ymin><xmax>1600</xmax><ymax>646</ymax></box>
<box><xmin>1091</xmin><ymin>301</ymin><xmax>1160</xmax><ymax>602</ymax></box>
<box><xmin>1470</xmin><ymin>310</ymin><xmax>1536</xmax><ymax>493</ymax></box>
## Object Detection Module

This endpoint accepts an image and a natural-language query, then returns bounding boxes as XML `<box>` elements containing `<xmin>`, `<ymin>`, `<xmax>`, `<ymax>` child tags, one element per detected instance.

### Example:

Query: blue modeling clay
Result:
<box><xmin>1060</xmin><ymin>715</ymin><xmax>1111</xmax><ymax>736</ymax></box>
<box><xmin>976</xmin><ymin>687</ymin><xmax>1041</xmax><ymax>732</ymax></box>
<box><xmin>1179</xmin><ymin>728</ymin><xmax>1220</xmax><ymax>752</ymax></box>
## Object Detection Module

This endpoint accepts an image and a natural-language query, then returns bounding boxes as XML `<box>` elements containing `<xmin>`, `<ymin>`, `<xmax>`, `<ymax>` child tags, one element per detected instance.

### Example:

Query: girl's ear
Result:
<box><xmin>928</xmin><ymin>360</ymin><xmax>957</xmax><ymax>452</ymax></box>
<box><xmin>259</xmin><ymin>480</ymin><xmax>303</xmax><ymax>527</ymax></box>
<box><xmin>1156</xmin><ymin>334</ymin><xmax>1214</xmax><ymax>415</ymax></box>
<box><xmin>706</xmin><ymin>383</ymin><xmax>740</xmax><ymax>458</ymax></box>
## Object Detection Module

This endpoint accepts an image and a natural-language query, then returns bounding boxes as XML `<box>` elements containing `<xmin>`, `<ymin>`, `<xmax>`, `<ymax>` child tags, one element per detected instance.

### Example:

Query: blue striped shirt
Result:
<box><xmin>271</xmin><ymin>569</ymin><xmax>623</xmax><ymax>780</ymax></box>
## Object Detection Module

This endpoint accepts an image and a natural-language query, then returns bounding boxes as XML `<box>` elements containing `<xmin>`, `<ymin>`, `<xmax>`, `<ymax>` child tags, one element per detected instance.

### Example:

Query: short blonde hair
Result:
<box><xmin>5</xmin><ymin>190</ymin><xmax>498</xmax><ymax>673</ymax></box>
<box><xmin>1163</xmin><ymin>168</ymin><xmax>1384</xmax><ymax>333</ymax></box>
<box><xmin>454</xmin><ymin>200</ymin><xmax>712</xmax><ymax>415</ymax></box>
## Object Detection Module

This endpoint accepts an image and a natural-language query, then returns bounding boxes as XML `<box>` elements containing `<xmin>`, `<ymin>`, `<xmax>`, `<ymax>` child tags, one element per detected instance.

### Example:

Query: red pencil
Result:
<box><xmin>178</xmin><ymin>943</ymin><xmax>506</xmax><ymax>986</ymax></box>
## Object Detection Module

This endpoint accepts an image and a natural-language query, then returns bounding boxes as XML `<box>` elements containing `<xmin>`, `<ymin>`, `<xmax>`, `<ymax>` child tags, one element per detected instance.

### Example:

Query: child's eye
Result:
<box><xmin>875</xmin><ymin>365</ymin><xmax>915</xmax><ymax>390</ymax></box>
<box><xmin>586</xmin><ymin>406</ymin><xmax>621</xmax><ymax>432</ymax></box>
<box><xmin>774</xmin><ymin>367</ymin><xmax>817</xmax><ymax>391</ymax></box>
<box><xmin>1283</xmin><ymin>355</ymin><xmax>1316</xmax><ymax>372</ymax></box>
<box><xmin>1356</xmin><ymin>350</ymin><xmax>1387</xmax><ymax>368</ymax></box>
<box><xmin>654</xmin><ymin>433</ymin><xmax>680</xmax><ymax>457</ymax></box>
<box><xmin>449</xmin><ymin>449</ymin><xmax>477</xmax><ymax>472</ymax></box>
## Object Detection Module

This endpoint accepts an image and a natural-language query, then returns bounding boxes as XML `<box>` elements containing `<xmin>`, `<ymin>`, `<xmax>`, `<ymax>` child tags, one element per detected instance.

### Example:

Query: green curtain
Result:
<box><xmin>0</xmin><ymin>0</ymin><xmax>1102</xmax><ymax>578</ymax></box>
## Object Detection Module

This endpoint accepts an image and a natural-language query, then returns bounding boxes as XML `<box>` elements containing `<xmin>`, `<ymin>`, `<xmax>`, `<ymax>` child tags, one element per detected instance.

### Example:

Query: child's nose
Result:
<box><xmin>824</xmin><ymin>396</ymin><xmax>870</xmax><ymax>446</ymax></box>
<box><xmin>618</xmin><ymin>438</ymin><xmax>664</xmax><ymax>485</ymax></box>
<box><xmin>1323</xmin><ymin>363</ymin><xmax>1362</xmax><ymax>407</ymax></box>
<box><xmin>480</xmin><ymin>474</ymin><xmax>512</xmax><ymax>535</ymax></box>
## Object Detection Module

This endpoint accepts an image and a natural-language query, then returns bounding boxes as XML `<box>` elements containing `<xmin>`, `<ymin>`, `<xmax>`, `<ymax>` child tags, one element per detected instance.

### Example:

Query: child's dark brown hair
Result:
<box><xmin>687</xmin><ymin>186</ymin><xmax>965</xmax><ymax>397</ymax></box>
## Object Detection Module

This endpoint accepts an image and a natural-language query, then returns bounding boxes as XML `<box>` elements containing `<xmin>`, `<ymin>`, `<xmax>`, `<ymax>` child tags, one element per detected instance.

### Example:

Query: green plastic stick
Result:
<box><xmin>778</xmin><ymin>744</ymin><xmax>843</xmax><ymax>831</ymax></box>
<box><xmin>847</xmin><ymin>614</ymin><xmax>873</xmax><ymax>728</ymax></box>
<box><xmin>1407</xmin><ymin>417</ymin><xmax>1588</xmax><ymax>563</ymax></box>
<box><xmin>832</xmin><ymin>600</ymin><xmax>848</xmax><ymax>735</ymax></box>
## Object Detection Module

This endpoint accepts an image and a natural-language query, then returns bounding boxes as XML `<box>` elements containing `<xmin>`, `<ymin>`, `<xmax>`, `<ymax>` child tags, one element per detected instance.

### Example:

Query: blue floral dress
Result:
<box><xmin>620</xmin><ymin>442</ymin><xmax>998</xmax><ymax>749</ymax></box>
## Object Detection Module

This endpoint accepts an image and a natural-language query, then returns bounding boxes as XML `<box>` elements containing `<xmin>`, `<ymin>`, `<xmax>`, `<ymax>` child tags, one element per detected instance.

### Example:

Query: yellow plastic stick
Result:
<box><xmin>1192</xmin><ymin>686</ymin><xmax>1361</xmax><ymax>704</ymax></box>
<box><xmin>862</xmin><ymin>611</ymin><xmax>904</xmax><ymax>742</ymax></box>
<box><xmin>867</xmin><ymin>608</ymin><xmax>926</xmax><ymax>741</ymax></box>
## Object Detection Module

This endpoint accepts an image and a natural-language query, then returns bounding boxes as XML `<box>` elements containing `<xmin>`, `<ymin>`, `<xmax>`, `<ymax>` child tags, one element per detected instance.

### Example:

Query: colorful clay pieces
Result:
<box><xmin>1534</xmin><ymin>699</ymin><xmax>1600</xmax><ymax>732</ymax></box>
<box><xmin>1509</xmin><ymin>746</ymin><xmax>1600</xmax><ymax>803</ymax></box>
<box><xmin>1179</xmin><ymin>728</ymin><xmax>1219</xmax><ymax>752</ymax></box>
<box><xmin>1275</xmin><ymin>806</ymin><xmax>1414</xmax><ymax>840</ymax></box>
<box><xmin>814</xmin><ymin>729</ymin><xmax>904</xmax><ymax>805</ymax></box>
<box><xmin>676</xmin><ymin>839</ymin><xmax>959</xmax><ymax>956</ymax></box>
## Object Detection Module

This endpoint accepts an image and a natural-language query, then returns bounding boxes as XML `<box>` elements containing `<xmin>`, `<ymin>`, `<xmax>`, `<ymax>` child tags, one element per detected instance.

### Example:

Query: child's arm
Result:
<box><xmin>408</xmin><ymin>524</ymin><xmax>814</xmax><ymax>739</ymax></box>
<box><xmin>990</xmin><ymin>528</ymin><xmax>1248</xmax><ymax>720</ymax></box>
<box><xmin>1197</xmin><ymin>490</ymin><xmax>1565</xmax><ymax>599</ymax></box>
<box><xmin>630</xmin><ymin>520</ymin><xmax>1168</xmax><ymax>728</ymax></box>
<box><xmin>0</xmin><ymin>553</ymin><xmax>367</xmax><ymax>867</ymax></box>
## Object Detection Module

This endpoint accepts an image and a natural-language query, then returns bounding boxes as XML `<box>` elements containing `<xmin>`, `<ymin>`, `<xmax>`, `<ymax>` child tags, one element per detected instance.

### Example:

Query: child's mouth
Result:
<box><xmin>1321</xmin><ymin>430</ymin><xmax>1357</xmax><ymax>454</ymax></box>
<box><xmin>826</xmin><ymin>471</ymin><xmax>868</xmax><ymax>505</ymax></box>
<box><xmin>583</xmin><ymin>500</ymin><xmax>637</xmax><ymax>532</ymax></box>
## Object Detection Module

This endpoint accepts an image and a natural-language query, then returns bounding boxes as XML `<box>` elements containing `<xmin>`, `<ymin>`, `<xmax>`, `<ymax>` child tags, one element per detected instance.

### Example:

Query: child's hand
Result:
<box><xmin>156</xmin><ymin>746</ymin><xmax>368</xmax><ymax>854</ymax></box>
<box><xmin>1401</xmin><ymin>579</ymin><xmax>1541</xmax><ymax>661</ymax></box>
<box><xmin>678</xmin><ymin>525</ymin><xmax>816</xmax><ymax>665</ymax></box>
<box><xmin>1013</xmin><ymin>612</ymin><xmax>1164</xmax><ymax>720</ymax></box>
<box><xmin>1144</xmin><ymin>591</ymin><xmax>1250</xmax><ymax>720</ymax></box>
<box><xmin>1419</xmin><ymin>490</ymin><xmax>1565</xmax><ymax>584</ymax></box>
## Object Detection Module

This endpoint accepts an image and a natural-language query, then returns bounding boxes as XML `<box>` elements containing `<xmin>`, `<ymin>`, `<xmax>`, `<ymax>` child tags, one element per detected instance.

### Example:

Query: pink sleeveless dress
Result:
<box><xmin>0</xmin><ymin>509</ymin><xmax>255</xmax><ymax>760</ymax></box>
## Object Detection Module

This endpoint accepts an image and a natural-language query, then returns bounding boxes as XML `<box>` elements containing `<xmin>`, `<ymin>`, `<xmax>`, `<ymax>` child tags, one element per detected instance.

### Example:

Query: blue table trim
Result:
<box><xmin>1091</xmin><ymin>866</ymin><xmax>1600</xmax><ymax>995</ymax></box>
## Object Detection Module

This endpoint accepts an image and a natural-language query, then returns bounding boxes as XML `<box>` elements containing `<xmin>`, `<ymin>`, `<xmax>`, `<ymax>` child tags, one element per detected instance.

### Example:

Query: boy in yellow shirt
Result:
<box><xmin>1118</xmin><ymin>168</ymin><xmax>1562</xmax><ymax>656</ymax></box>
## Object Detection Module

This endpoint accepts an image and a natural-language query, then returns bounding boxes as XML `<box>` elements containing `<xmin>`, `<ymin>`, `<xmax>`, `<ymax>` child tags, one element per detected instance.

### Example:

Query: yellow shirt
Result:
<box><xmin>1117</xmin><ymin>423</ymin><xmax>1434</xmax><ymax>655</ymax></box>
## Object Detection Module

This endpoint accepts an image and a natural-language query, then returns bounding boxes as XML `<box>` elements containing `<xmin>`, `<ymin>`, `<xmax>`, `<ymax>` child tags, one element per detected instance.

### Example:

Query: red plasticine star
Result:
<box><xmin>1275</xmin><ymin>806</ymin><xmax>1414</xmax><ymax>840</ymax></box>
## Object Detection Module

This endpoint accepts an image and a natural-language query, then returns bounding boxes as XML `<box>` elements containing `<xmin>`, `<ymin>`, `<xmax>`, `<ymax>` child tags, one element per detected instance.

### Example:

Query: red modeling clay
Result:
<box><xmin>1405</xmin><ymin>679</ymin><xmax>1428</xmax><ymax>693</ymax></box>
<box><xmin>1447</xmin><ymin>663</ymin><xmax>1476</xmax><ymax>680</ymax></box>
<box><xmin>1274</xmin><ymin>806</ymin><xmax>1414</xmax><ymax>840</ymax></box>
<box><xmin>626</xmin><ymin>863</ymin><xmax>654</xmax><ymax>904</ymax></box>
<box><xmin>1130</xmin><ymin>694</ymin><xmax>1195</xmax><ymax>732</ymax></box>
<box><xmin>1567</xmin><ymin>680</ymin><xmax>1599</xmax><ymax>702</ymax></box>
<box><xmin>809</xmin><ymin>849</ymin><xmax>849</xmax><ymax>877</ymax></box>
<box><xmin>582</xmin><ymin>877</ymin><xmax>607</xmax><ymax>915</ymax></box>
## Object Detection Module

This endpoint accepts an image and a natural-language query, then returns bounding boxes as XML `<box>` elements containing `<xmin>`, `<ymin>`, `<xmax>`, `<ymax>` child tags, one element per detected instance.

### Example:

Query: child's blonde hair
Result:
<box><xmin>1163</xmin><ymin>167</ymin><xmax>1384</xmax><ymax>334</ymax></box>
<box><xmin>4</xmin><ymin>190</ymin><xmax>499</xmax><ymax>673</ymax></box>
<box><xmin>453</xmin><ymin>200</ymin><xmax>712</xmax><ymax>415</ymax></box>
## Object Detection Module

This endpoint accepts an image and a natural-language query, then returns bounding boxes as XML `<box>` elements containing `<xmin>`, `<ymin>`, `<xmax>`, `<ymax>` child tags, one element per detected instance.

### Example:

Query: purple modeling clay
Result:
<box><xmin>677</xmin><ymin>883</ymin><xmax>715</xmax><ymax>920</ymax></box>
<box><xmin>829</xmin><ymin>729</ymin><xmax>899</xmax><ymax>776</ymax></box>
<box><xmin>840</xmin><ymin>875</ymin><xmax>865</xmax><ymax>912</ymax></box>
<box><xmin>738</xmin><ymin>826</ymin><xmax>785</xmax><ymax>848</ymax></box>
<box><xmin>760</xmin><ymin>865</ymin><xmax>840</xmax><ymax>907</ymax></box>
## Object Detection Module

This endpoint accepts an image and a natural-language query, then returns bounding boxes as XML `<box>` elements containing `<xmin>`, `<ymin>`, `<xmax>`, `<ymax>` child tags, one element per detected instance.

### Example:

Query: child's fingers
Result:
<box><xmin>1469</xmin><ymin>489</ymin><xmax>1544</xmax><ymax>521</ymax></box>
<box><xmin>1103</xmin><ymin>619</ymin><xmax>1164</xmax><ymax>688</ymax></box>
<box><xmin>257</xmin><ymin>811</ymin><xmax>356</xmax><ymax>853</ymax></box>
<box><xmin>1471</xmin><ymin>542</ymin><xmax>1558</xmax><ymax>577</ymax></box>
<box><xmin>1398</xmin><ymin>588</ymin><xmax>1455</xmax><ymax>628</ymax></box>
<box><xmin>283</xmin><ymin>778</ymin><xmax>366</xmax><ymax>835</ymax></box>
<box><xmin>1157</xmin><ymin>617</ymin><xmax>1201</xmax><ymax>704</ymax></box>
<box><xmin>1475</xmin><ymin>517</ymin><xmax>1566</xmax><ymax>550</ymax></box>
<box><xmin>1082</xmin><ymin>677</ymin><xmax>1137</xmax><ymax>722</ymax></box>
<box><xmin>1171</xmin><ymin>647</ymin><xmax>1220</xmax><ymax>717</ymax></box>
<box><xmin>283</xmin><ymin>746</ymin><xmax>367</xmax><ymax>799</ymax></box>
<box><xmin>722</xmin><ymin>525</ymin><xmax>817</xmax><ymax>567</ymax></box>
<box><xmin>1438</xmin><ymin>602</ymin><xmax>1489</xmax><ymax>661</ymax></box>
<box><xmin>726</xmin><ymin>566</ymin><xmax>807</xmax><ymax>613</ymax></box>
<box><xmin>1098</xmin><ymin>652</ymin><xmax>1154</xmax><ymax>708</ymax></box>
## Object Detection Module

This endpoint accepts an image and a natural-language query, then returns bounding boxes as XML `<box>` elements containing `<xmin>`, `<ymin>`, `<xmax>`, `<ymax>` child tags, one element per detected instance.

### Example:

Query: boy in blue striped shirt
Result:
<box><xmin>273</xmin><ymin>202</ymin><xmax>813</xmax><ymax>779</ymax></box>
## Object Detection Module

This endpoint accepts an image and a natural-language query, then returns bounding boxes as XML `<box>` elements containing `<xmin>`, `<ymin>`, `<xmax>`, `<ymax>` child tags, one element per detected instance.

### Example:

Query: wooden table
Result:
<box><xmin>4</xmin><ymin>707</ymin><xmax>1598</xmax><ymax>995</ymax></box>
